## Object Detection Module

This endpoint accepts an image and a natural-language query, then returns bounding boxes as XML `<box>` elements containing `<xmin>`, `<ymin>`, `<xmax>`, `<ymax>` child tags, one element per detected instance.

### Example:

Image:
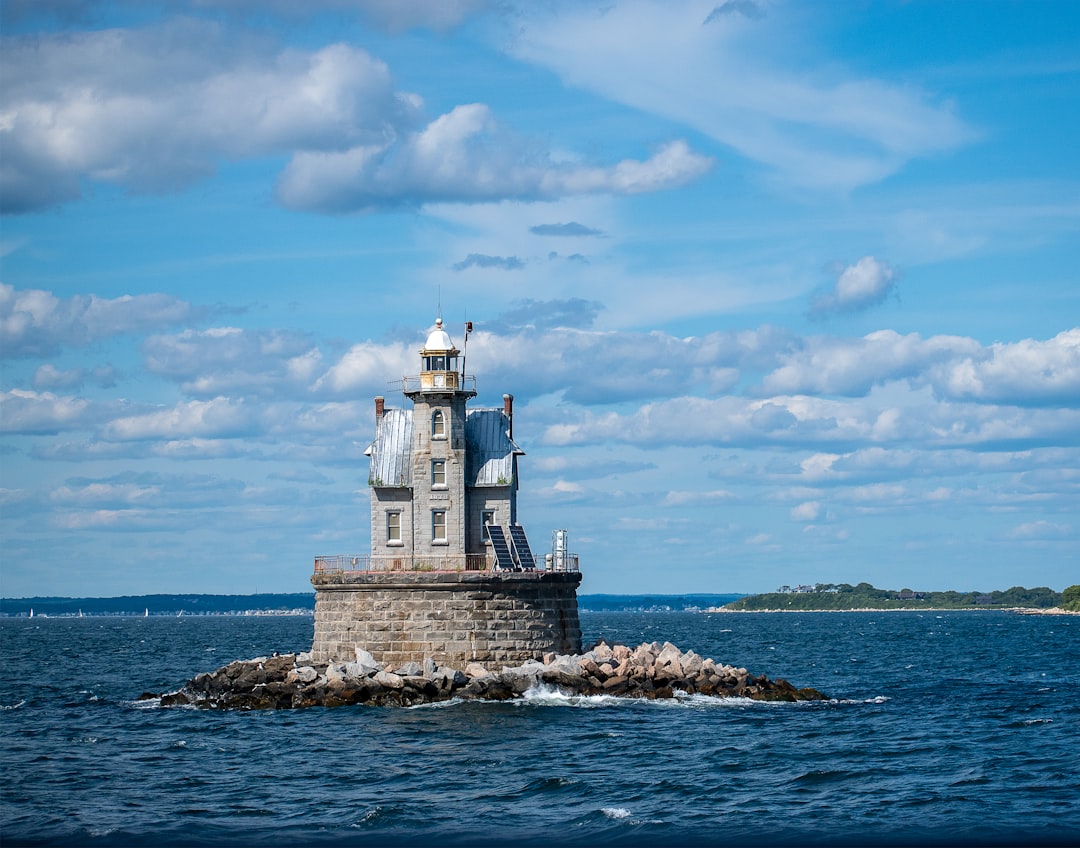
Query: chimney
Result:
<box><xmin>374</xmin><ymin>396</ymin><xmax>385</xmax><ymax>419</ymax></box>
<box><xmin>503</xmin><ymin>393</ymin><xmax>513</xmax><ymax>438</ymax></box>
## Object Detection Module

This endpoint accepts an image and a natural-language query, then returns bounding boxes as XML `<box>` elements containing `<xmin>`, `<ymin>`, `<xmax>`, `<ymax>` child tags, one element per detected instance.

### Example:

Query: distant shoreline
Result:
<box><xmin>704</xmin><ymin>606</ymin><xmax>1080</xmax><ymax>615</ymax></box>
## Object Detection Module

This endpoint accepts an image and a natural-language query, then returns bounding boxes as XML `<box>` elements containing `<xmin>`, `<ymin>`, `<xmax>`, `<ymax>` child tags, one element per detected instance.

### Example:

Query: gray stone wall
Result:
<box><xmin>310</xmin><ymin>571</ymin><xmax>583</xmax><ymax>667</ymax></box>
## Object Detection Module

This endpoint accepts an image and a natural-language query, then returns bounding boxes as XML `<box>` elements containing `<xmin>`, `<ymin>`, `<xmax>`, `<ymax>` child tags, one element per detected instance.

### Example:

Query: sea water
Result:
<box><xmin>1</xmin><ymin>611</ymin><xmax>1077</xmax><ymax>847</ymax></box>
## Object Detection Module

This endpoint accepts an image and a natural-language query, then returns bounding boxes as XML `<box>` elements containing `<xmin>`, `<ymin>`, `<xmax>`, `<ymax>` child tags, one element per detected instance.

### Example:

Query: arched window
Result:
<box><xmin>432</xmin><ymin>409</ymin><xmax>445</xmax><ymax>438</ymax></box>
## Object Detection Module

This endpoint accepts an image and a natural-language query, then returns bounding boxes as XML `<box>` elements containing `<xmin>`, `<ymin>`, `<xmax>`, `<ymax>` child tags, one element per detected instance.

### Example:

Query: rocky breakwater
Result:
<box><xmin>149</xmin><ymin>640</ymin><xmax>827</xmax><ymax>710</ymax></box>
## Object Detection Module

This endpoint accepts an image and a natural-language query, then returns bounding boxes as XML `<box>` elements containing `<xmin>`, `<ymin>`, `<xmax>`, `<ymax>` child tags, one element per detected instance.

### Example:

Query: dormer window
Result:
<box><xmin>432</xmin><ymin>409</ymin><xmax>446</xmax><ymax>438</ymax></box>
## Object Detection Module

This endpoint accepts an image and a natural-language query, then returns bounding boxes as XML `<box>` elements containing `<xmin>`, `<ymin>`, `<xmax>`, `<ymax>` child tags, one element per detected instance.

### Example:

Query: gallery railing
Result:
<box><xmin>313</xmin><ymin>552</ymin><xmax>579</xmax><ymax>574</ymax></box>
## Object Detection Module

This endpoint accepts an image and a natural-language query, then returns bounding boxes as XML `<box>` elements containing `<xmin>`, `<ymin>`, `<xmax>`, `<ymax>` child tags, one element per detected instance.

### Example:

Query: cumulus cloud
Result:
<box><xmin>761</xmin><ymin>326</ymin><xmax>1080</xmax><ymax>406</ymax></box>
<box><xmin>142</xmin><ymin>327</ymin><xmax>321</xmax><ymax>397</ymax></box>
<box><xmin>1</xmin><ymin>284</ymin><xmax>194</xmax><ymax>357</ymax></box>
<box><xmin>276</xmin><ymin>104</ymin><xmax>713</xmax><ymax>212</ymax></box>
<box><xmin>811</xmin><ymin>256</ymin><xmax>897</xmax><ymax>315</ymax></box>
<box><xmin>790</xmin><ymin>500</ymin><xmax>822</xmax><ymax>521</ymax></box>
<box><xmin>761</xmin><ymin>329</ymin><xmax>978</xmax><ymax>397</ymax></box>
<box><xmin>538</xmin><ymin>389</ymin><xmax>1080</xmax><ymax>451</ymax></box>
<box><xmin>927</xmin><ymin>329</ymin><xmax>1080</xmax><ymax>406</ymax></box>
<box><xmin>102</xmin><ymin>397</ymin><xmax>257</xmax><ymax>441</ymax></box>
<box><xmin>312</xmin><ymin>339</ymin><xmax>415</xmax><ymax>395</ymax></box>
<box><xmin>0</xmin><ymin>389</ymin><xmax>92</xmax><ymax>434</ymax></box>
<box><xmin>451</xmin><ymin>254</ymin><xmax>525</xmax><ymax>271</ymax></box>
<box><xmin>1</xmin><ymin>24</ymin><xmax>419</xmax><ymax>212</ymax></box>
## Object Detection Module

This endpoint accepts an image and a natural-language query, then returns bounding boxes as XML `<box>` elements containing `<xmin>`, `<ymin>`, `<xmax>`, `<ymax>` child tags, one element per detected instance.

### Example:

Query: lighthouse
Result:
<box><xmin>310</xmin><ymin>315</ymin><xmax>582</xmax><ymax>668</ymax></box>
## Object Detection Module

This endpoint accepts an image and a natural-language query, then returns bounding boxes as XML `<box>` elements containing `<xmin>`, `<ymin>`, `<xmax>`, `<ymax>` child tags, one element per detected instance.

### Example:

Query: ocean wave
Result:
<box><xmin>601</xmin><ymin>807</ymin><xmax>632</xmax><ymax>819</ymax></box>
<box><xmin>1</xmin><ymin>699</ymin><xmax>26</xmax><ymax>710</ymax></box>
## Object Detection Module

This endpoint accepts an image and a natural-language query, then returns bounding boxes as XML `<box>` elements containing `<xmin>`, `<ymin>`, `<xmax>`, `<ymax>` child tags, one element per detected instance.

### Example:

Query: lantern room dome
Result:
<box><xmin>422</xmin><ymin>318</ymin><xmax>457</xmax><ymax>354</ymax></box>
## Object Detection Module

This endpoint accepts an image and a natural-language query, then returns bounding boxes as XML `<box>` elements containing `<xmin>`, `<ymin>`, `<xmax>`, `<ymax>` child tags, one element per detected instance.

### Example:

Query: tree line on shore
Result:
<box><xmin>725</xmin><ymin>583</ymin><xmax>1080</xmax><ymax>611</ymax></box>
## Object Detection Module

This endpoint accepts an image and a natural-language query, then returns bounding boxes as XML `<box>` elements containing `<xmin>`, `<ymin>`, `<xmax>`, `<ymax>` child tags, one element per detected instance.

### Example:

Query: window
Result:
<box><xmin>432</xmin><ymin>510</ymin><xmax>447</xmax><ymax>543</ymax></box>
<box><xmin>430</xmin><ymin>355</ymin><xmax>446</xmax><ymax>371</ymax></box>
<box><xmin>386</xmin><ymin>512</ymin><xmax>401</xmax><ymax>544</ymax></box>
<box><xmin>481</xmin><ymin>510</ymin><xmax>495</xmax><ymax>542</ymax></box>
<box><xmin>432</xmin><ymin>409</ymin><xmax>445</xmax><ymax>438</ymax></box>
<box><xmin>431</xmin><ymin>459</ymin><xmax>446</xmax><ymax>487</ymax></box>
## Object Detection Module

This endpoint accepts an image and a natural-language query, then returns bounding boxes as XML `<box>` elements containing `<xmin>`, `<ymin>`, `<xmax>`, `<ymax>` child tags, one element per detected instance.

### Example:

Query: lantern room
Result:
<box><xmin>419</xmin><ymin>317</ymin><xmax>462</xmax><ymax>392</ymax></box>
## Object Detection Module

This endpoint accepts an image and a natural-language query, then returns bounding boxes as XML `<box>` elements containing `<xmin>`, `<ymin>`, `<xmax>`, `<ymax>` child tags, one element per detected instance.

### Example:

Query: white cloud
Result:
<box><xmin>1</xmin><ymin>284</ymin><xmax>193</xmax><ymax>357</ymax></box>
<box><xmin>1</xmin><ymin>25</ymin><xmax>417</xmax><ymax>212</ymax></box>
<box><xmin>1008</xmin><ymin>520</ymin><xmax>1072</xmax><ymax>540</ymax></box>
<box><xmin>0</xmin><ymin>389</ymin><xmax>92</xmax><ymax>433</ymax></box>
<box><xmin>313</xmin><ymin>340</ymin><xmax>415</xmax><ymax>394</ymax></box>
<box><xmin>143</xmin><ymin>327</ymin><xmax>321</xmax><ymax>397</ymax></box>
<box><xmin>276</xmin><ymin>104</ymin><xmax>713</xmax><ymax>212</ymax></box>
<box><xmin>539</xmin><ymin>387</ymin><xmax>1080</xmax><ymax>451</ymax></box>
<box><xmin>760</xmin><ymin>330</ymin><xmax>979</xmax><ymax>397</ymax></box>
<box><xmin>928</xmin><ymin>329</ymin><xmax>1080</xmax><ymax>406</ymax></box>
<box><xmin>102</xmin><ymin>397</ymin><xmax>256</xmax><ymax>441</ymax></box>
<box><xmin>811</xmin><ymin>256</ymin><xmax>897</xmax><ymax>315</ymax></box>
<box><xmin>2</xmin><ymin>21</ymin><xmax>711</xmax><ymax>213</ymax></box>
<box><xmin>507</xmin><ymin>0</ymin><xmax>975</xmax><ymax>191</ymax></box>
<box><xmin>790</xmin><ymin>500</ymin><xmax>821</xmax><ymax>521</ymax></box>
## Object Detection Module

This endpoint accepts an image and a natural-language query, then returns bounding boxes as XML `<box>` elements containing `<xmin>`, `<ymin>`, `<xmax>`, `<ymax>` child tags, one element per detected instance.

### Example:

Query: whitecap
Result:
<box><xmin>601</xmin><ymin>807</ymin><xmax>632</xmax><ymax>819</ymax></box>
<box><xmin>518</xmin><ymin>682</ymin><xmax>619</xmax><ymax>707</ymax></box>
<box><xmin>1</xmin><ymin>700</ymin><xmax>26</xmax><ymax>710</ymax></box>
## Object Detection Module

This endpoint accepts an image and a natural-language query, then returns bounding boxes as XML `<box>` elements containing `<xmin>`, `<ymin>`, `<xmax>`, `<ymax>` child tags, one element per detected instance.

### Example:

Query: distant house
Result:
<box><xmin>897</xmin><ymin>590</ymin><xmax>926</xmax><ymax>600</ymax></box>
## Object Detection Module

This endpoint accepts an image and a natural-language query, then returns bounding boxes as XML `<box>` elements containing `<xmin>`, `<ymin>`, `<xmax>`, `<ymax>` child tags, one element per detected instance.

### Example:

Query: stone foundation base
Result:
<box><xmin>310</xmin><ymin>570</ymin><xmax>582</xmax><ymax>667</ymax></box>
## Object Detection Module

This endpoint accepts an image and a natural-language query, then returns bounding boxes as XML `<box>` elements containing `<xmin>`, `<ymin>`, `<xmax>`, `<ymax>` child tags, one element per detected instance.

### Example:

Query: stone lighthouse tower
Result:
<box><xmin>310</xmin><ymin>315</ymin><xmax>582</xmax><ymax>668</ymax></box>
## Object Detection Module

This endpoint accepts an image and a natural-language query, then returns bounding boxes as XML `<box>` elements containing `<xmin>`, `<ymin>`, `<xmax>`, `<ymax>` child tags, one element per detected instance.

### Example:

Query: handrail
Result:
<box><xmin>314</xmin><ymin>552</ymin><xmax>579</xmax><ymax>574</ymax></box>
<box><xmin>391</xmin><ymin>374</ymin><xmax>477</xmax><ymax>393</ymax></box>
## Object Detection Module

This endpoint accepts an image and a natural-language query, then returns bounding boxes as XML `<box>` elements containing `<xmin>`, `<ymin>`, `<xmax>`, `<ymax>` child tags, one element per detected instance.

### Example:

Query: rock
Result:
<box><xmin>166</xmin><ymin>638</ymin><xmax>828</xmax><ymax>710</ymax></box>
<box><xmin>682</xmin><ymin>651</ymin><xmax>704</xmax><ymax>677</ymax></box>
<box><xmin>374</xmin><ymin>670</ymin><xmax>403</xmax><ymax>690</ymax></box>
<box><xmin>464</xmin><ymin>662</ymin><xmax>492</xmax><ymax>679</ymax></box>
<box><xmin>353</xmin><ymin>648</ymin><xmax>382</xmax><ymax>675</ymax></box>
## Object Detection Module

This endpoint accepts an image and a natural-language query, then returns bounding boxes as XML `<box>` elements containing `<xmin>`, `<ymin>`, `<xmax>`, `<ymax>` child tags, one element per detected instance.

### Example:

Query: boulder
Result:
<box><xmin>165</xmin><ymin>638</ymin><xmax>828</xmax><ymax>709</ymax></box>
<box><xmin>353</xmin><ymin>648</ymin><xmax>382</xmax><ymax>676</ymax></box>
<box><xmin>374</xmin><ymin>670</ymin><xmax>404</xmax><ymax>690</ymax></box>
<box><xmin>464</xmin><ymin>662</ymin><xmax>492</xmax><ymax>679</ymax></box>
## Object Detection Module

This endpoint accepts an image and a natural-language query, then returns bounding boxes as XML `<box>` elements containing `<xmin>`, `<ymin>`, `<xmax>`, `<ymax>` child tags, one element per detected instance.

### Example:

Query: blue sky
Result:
<box><xmin>2</xmin><ymin>0</ymin><xmax>1078</xmax><ymax>598</ymax></box>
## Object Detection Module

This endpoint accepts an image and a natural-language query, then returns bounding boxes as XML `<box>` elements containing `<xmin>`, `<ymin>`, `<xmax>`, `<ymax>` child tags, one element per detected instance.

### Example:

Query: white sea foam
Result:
<box><xmin>601</xmin><ymin>807</ymin><xmax>632</xmax><ymax>819</ymax></box>
<box><xmin>1</xmin><ymin>700</ymin><xmax>26</xmax><ymax>710</ymax></box>
<box><xmin>518</xmin><ymin>682</ymin><xmax>618</xmax><ymax>707</ymax></box>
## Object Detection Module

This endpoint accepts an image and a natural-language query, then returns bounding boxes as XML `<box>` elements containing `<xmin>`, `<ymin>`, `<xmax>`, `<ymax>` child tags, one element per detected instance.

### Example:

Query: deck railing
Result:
<box><xmin>313</xmin><ymin>552</ymin><xmax>579</xmax><ymax>574</ymax></box>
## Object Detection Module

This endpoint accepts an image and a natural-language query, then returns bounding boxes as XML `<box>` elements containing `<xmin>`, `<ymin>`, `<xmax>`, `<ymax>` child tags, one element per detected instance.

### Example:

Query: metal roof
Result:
<box><xmin>364</xmin><ymin>408</ymin><xmax>413</xmax><ymax>487</ymax></box>
<box><xmin>466</xmin><ymin>409</ymin><xmax>523</xmax><ymax>487</ymax></box>
<box><xmin>365</xmin><ymin>406</ymin><xmax>521</xmax><ymax>488</ymax></box>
